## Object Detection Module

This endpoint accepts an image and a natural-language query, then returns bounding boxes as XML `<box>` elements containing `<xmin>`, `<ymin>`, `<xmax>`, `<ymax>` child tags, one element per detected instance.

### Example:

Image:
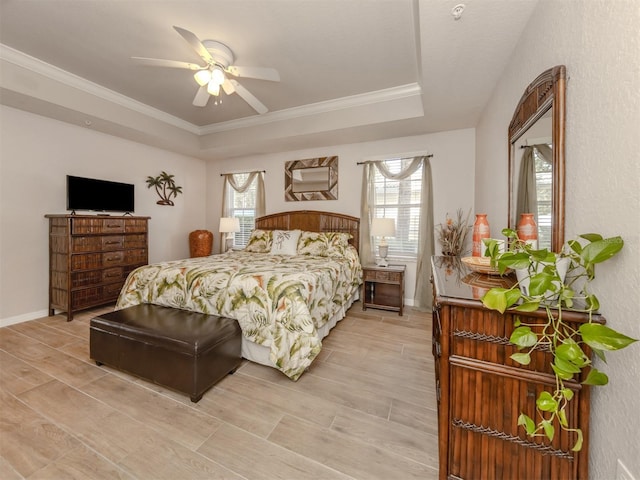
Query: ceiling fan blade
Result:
<box><xmin>192</xmin><ymin>86</ymin><xmax>210</xmax><ymax>107</ymax></box>
<box><xmin>222</xmin><ymin>78</ymin><xmax>235</xmax><ymax>95</ymax></box>
<box><xmin>131</xmin><ymin>56</ymin><xmax>203</xmax><ymax>70</ymax></box>
<box><xmin>226</xmin><ymin>65</ymin><xmax>280</xmax><ymax>82</ymax></box>
<box><xmin>230</xmin><ymin>79</ymin><xmax>268</xmax><ymax>114</ymax></box>
<box><xmin>173</xmin><ymin>26</ymin><xmax>214</xmax><ymax>64</ymax></box>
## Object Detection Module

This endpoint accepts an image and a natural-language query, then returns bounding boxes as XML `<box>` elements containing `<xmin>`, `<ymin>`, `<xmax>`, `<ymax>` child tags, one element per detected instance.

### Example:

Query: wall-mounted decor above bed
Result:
<box><xmin>284</xmin><ymin>156</ymin><xmax>338</xmax><ymax>201</ymax></box>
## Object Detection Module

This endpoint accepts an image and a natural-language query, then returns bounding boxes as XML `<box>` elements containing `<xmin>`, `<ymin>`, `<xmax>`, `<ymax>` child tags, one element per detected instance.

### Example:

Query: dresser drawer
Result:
<box><xmin>103</xmin><ymin>251</ymin><xmax>125</xmax><ymax>267</ymax></box>
<box><xmin>364</xmin><ymin>269</ymin><xmax>402</xmax><ymax>283</ymax></box>
<box><xmin>101</xmin><ymin>236</ymin><xmax>125</xmax><ymax>250</ymax></box>
<box><xmin>72</xmin><ymin>218</ymin><xmax>125</xmax><ymax>234</ymax></box>
<box><xmin>450</xmin><ymin>306</ymin><xmax>557</xmax><ymax>376</ymax></box>
<box><xmin>70</xmin><ymin>235</ymin><xmax>124</xmax><ymax>252</ymax></box>
<box><xmin>125</xmin><ymin>248</ymin><xmax>148</xmax><ymax>265</ymax></box>
<box><xmin>124</xmin><ymin>234</ymin><xmax>147</xmax><ymax>249</ymax></box>
<box><xmin>102</xmin><ymin>267</ymin><xmax>125</xmax><ymax>283</ymax></box>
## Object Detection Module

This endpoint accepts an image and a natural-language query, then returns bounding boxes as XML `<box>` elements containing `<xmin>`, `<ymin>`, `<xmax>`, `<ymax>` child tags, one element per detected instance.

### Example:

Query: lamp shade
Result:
<box><xmin>371</xmin><ymin>218</ymin><xmax>396</xmax><ymax>237</ymax></box>
<box><xmin>194</xmin><ymin>69</ymin><xmax>212</xmax><ymax>86</ymax></box>
<box><xmin>219</xmin><ymin>217</ymin><xmax>240</xmax><ymax>233</ymax></box>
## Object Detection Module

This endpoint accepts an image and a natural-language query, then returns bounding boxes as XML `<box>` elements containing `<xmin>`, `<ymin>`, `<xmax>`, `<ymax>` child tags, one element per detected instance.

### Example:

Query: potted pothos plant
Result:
<box><xmin>481</xmin><ymin>228</ymin><xmax>637</xmax><ymax>451</ymax></box>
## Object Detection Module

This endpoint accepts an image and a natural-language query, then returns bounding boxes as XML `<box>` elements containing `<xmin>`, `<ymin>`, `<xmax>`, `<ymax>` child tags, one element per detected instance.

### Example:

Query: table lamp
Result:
<box><xmin>219</xmin><ymin>217</ymin><xmax>240</xmax><ymax>253</ymax></box>
<box><xmin>371</xmin><ymin>217</ymin><xmax>396</xmax><ymax>267</ymax></box>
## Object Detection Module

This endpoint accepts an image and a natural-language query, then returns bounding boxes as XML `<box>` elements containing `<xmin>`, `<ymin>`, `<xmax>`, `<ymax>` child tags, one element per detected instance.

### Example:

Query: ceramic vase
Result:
<box><xmin>517</xmin><ymin>213</ymin><xmax>538</xmax><ymax>249</ymax></box>
<box><xmin>472</xmin><ymin>214</ymin><xmax>490</xmax><ymax>257</ymax></box>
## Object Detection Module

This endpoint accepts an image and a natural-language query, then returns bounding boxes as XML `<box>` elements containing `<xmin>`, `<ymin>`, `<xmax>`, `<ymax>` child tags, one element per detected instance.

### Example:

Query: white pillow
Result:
<box><xmin>270</xmin><ymin>230</ymin><xmax>301</xmax><ymax>255</ymax></box>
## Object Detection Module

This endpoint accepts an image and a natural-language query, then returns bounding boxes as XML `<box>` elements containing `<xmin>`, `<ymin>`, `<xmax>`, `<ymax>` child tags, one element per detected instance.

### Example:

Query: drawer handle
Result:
<box><xmin>104</xmin><ymin>241</ymin><xmax>121</xmax><ymax>245</ymax></box>
<box><xmin>105</xmin><ymin>272</ymin><xmax>120</xmax><ymax>278</ymax></box>
<box><xmin>106</xmin><ymin>256</ymin><xmax>120</xmax><ymax>262</ymax></box>
<box><xmin>106</xmin><ymin>224</ymin><xmax>121</xmax><ymax>228</ymax></box>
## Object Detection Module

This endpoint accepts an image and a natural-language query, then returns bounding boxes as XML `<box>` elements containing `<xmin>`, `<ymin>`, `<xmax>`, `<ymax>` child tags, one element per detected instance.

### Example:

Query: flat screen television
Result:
<box><xmin>67</xmin><ymin>175</ymin><xmax>135</xmax><ymax>213</ymax></box>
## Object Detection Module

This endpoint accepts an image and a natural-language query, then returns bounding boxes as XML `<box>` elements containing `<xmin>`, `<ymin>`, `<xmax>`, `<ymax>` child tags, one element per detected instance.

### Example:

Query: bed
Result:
<box><xmin>115</xmin><ymin>210</ymin><xmax>362</xmax><ymax>380</ymax></box>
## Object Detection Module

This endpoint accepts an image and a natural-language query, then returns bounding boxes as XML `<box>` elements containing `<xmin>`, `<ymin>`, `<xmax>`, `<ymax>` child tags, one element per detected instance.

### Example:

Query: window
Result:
<box><xmin>372</xmin><ymin>159</ymin><xmax>423</xmax><ymax>257</ymax></box>
<box><xmin>224</xmin><ymin>173</ymin><xmax>258</xmax><ymax>248</ymax></box>
<box><xmin>534</xmin><ymin>147</ymin><xmax>552</xmax><ymax>248</ymax></box>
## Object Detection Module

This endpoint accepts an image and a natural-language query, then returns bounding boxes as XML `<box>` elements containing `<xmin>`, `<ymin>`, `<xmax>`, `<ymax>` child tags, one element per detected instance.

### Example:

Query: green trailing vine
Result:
<box><xmin>481</xmin><ymin>229</ymin><xmax>637</xmax><ymax>451</ymax></box>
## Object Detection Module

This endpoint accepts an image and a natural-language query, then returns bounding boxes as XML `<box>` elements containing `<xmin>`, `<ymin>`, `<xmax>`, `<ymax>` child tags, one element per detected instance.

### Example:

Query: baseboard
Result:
<box><xmin>0</xmin><ymin>309</ymin><xmax>50</xmax><ymax>328</ymax></box>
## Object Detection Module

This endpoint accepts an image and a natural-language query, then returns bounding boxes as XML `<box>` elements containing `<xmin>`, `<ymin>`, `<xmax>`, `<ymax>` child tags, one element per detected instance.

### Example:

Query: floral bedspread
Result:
<box><xmin>116</xmin><ymin>248</ymin><xmax>362</xmax><ymax>380</ymax></box>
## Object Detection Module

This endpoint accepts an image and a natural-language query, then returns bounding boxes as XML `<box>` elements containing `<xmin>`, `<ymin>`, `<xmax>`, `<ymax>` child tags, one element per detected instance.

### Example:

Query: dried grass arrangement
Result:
<box><xmin>437</xmin><ymin>208</ymin><xmax>472</xmax><ymax>256</ymax></box>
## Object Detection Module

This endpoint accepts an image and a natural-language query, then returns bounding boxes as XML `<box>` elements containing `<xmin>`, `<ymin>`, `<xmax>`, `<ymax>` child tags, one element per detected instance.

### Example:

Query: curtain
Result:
<box><xmin>516</xmin><ymin>145</ymin><xmax>552</xmax><ymax>225</ymax></box>
<box><xmin>221</xmin><ymin>171</ymin><xmax>265</xmax><ymax>218</ymax></box>
<box><xmin>220</xmin><ymin>171</ymin><xmax>266</xmax><ymax>251</ymax></box>
<box><xmin>359</xmin><ymin>156</ymin><xmax>434</xmax><ymax>310</ymax></box>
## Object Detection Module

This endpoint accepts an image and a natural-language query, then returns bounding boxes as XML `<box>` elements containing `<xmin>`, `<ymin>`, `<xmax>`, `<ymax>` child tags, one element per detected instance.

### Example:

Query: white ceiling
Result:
<box><xmin>0</xmin><ymin>0</ymin><xmax>539</xmax><ymax>160</ymax></box>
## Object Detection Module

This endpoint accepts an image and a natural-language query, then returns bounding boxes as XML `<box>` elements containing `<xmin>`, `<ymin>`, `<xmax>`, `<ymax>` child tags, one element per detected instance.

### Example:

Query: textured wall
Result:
<box><xmin>476</xmin><ymin>1</ymin><xmax>640</xmax><ymax>478</ymax></box>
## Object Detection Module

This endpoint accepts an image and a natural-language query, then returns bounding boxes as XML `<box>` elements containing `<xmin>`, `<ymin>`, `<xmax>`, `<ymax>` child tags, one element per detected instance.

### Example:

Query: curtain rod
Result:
<box><xmin>220</xmin><ymin>170</ymin><xmax>266</xmax><ymax>176</ymax></box>
<box><xmin>357</xmin><ymin>154</ymin><xmax>433</xmax><ymax>165</ymax></box>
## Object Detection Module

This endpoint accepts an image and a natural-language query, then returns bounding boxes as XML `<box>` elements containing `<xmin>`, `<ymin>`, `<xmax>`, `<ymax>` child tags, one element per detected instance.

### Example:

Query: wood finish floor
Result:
<box><xmin>0</xmin><ymin>302</ymin><xmax>438</xmax><ymax>479</ymax></box>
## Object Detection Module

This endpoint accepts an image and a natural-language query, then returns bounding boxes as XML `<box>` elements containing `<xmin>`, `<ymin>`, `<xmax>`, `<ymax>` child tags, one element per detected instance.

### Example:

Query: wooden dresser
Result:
<box><xmin>46</xmin><ymin>214</ymin><xmax>150</xmax><ymax>320</ymax></box>
<box><xmin>431</xmin><ymin>256</ymin><xmax>600</xmax><ymax>480</ymax></box>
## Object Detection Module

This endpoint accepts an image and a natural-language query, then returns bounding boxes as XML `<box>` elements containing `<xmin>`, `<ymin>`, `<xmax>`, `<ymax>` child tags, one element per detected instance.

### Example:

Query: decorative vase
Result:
<box><xmin>189</xmin><ymin>230</ymin><xmax>213</xmax><ymax>257</ymax></box>
<box><xmin>472</xmin><ymin>214</ymin><xmax>490</xmax><ymax>257</ymax></box>
<box><xmin>517</xmin><ymin>213</ymin><xmax>538</xmax><ymax>249</ymax></box>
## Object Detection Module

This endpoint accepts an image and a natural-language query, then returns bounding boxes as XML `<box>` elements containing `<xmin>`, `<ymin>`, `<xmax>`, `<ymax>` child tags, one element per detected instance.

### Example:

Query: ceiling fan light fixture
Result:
<box><xmin>207</xmin><ymin>81</ymin><xmax>221</xmax><ymax>96</ymax></box>
<box><xmin>211</xmin><ymin>66</ymin><xmax>226</xmax><ymax>85</ymax></box>
<box><xmin>194</xmin><ymin>69</ymin><xmax>212</xmax><ymax>86</ymax></box>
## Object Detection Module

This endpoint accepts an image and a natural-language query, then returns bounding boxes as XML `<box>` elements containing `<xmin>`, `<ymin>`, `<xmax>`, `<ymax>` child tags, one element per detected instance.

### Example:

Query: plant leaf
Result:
<box><xmin>510</xmin><ymin>352</ymin><xmax>531</xmax><ymax>365</ymax></box>
<box><xmin>551</xmin><ymin>362</ymin><xmax>576</xmax><ymax>380</ymax></box>
<box><xmin>561</xmin><ymin>388</ymin><xmax>574</xmax><ymax>402</ymax></box>
<box><xmin>572</xmin><ymin>428</ymin><xmax>584</xmax><ymax>451</ymax></box>
<box><xmin>583</xmin><ymin>368</ymin><xmax>609</xmax><ymax>386</ymax></box>
<box><xmin>579</xmin><ymin>323</ymin><xmax>638</xmax><ymax>351</ymax></box>
<box><xmin>536</xmin><ymin>391</ymin><xmax>558</xmax><ymax>412</ymax></box>
<box><xmin>541</xmin><ymin>419</ymin><xmax>555</xmax><ymax>441</ymax></box>
<box><xmin>556</xmin><ymin>339</ymin><xmax>585</xmax><ymax>362</ymax></box>
<box><xmin>482</xmin><ymin>288</ymin><xmax>520</xmax><ymax>314</ymax></box>
<box><xmin>581</xmin><ymin>236</ymin><xmax>624</xmax><ymax>265</ymax></box>
<box><xmin>518</xmin><ymin>413</ymin><xmax>536</xmax><ymax>435</ymax></box>
<box><xmin>510</xmin><ymin>326</ymin><xmax>538</xmax><ymax>348</ymax></box>
<box><xmin>514</xmin><ymin>301</ymin><xmax>540</xmax><ymax>312</ymax></box>
<box><xmin>558</xmin><ymin>408</ymin><xmax>569</xmax><ymax>427</ymax></box>
<box><xmin>553</xmin><ymin>356</ymin><xmax>581</xmax><ymax>374</ymax></box>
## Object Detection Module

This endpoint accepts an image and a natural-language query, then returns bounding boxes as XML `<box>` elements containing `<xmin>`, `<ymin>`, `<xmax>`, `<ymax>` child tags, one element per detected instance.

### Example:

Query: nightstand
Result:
<box><xmin>361</xmin><ymin>264</ymin><xmax>405</xmax><ymax>316</ymax></box>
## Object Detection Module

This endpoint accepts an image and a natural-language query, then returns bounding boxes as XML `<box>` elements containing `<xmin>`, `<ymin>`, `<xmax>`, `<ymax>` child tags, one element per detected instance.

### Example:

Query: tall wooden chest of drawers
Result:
<box><xmin>46</xmin><ymin>214</ymin><xmax>150</xmax><ymax>320</ymax></box>
<box><xmin>431</xmin><ymin>256</ymin><xmax>599</xmax><ymax>480</ymax></box>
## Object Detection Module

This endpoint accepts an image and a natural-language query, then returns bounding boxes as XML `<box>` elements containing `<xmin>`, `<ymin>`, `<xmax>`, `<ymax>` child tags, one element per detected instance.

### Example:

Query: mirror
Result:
<box><xmin>292</xmin><ymin>167</ymin><xmax>330</xmax><ymax>192</ymax></box>
<box><xmin>285</xmin><ymin>156</ymin><xmax>338</xmax><ymax>201</ymax></box>
<box><xmin>508</xmin><ymin>66</ymin><xmax>566</xmax><ymax>252</ymax></box>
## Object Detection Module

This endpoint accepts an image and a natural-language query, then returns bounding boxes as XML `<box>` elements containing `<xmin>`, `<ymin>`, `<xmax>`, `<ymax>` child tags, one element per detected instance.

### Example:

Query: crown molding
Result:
<box><xmin>198</xmin><ymin>83</ymin><xmax>422</xmax><ymax>135</ymax></box>
<box><xmin>0</xmin><ymin>44</ymin><xmax>199</xmax><ymax>133</ymax></box>
<box><xmin>1</xmin><ymin>43</ymin><xmax>422</xmax><ymax>138</ymax></box>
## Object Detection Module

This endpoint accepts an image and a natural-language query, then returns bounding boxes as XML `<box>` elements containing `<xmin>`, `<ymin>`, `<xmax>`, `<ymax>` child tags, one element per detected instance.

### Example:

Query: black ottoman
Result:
<box><xmin>90</xmin><ymin>304</ymin><xmax>242</xmax><ymax>402</ymax></box>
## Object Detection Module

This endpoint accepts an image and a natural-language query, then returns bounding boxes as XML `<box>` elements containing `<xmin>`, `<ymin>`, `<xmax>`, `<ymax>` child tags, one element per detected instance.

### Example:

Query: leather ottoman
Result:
<box><xmin>90</xmin><ymin>304</ymin><xmax>242</xmax><ymax>402</ymax></box>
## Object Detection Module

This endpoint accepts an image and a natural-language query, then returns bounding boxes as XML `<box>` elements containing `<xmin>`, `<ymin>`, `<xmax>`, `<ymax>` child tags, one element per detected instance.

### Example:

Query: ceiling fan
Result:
<box><xmin>132</xmin><ymin>26</ymin><xmax>280</xmax><ymax>114</ymax></box>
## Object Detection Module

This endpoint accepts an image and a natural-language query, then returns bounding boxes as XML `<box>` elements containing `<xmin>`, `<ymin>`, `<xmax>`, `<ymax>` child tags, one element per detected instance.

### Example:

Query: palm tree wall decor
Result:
<box><xmin>146</xmin><ymin>171</ymin><xmax>183</xmax><ymax>206</ymax></box>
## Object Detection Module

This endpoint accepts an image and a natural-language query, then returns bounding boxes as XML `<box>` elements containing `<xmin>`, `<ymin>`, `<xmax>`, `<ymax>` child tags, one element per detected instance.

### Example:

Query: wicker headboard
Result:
<box><xmin>254</xmin><ymin>210</ymin><xmax>360</xmax><ymax>252</ymax></box>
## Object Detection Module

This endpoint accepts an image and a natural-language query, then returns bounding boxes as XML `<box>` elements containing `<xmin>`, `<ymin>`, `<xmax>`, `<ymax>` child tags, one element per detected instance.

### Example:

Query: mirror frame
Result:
<box><xmin>508</xmin><ymin>65</ymin><xmax>566</xmax><ymax>252</ymax></box>
<box><xmin>285</xmin><ymin>156</ymin><xmax>338</xmax><ymax>201</ymax></box>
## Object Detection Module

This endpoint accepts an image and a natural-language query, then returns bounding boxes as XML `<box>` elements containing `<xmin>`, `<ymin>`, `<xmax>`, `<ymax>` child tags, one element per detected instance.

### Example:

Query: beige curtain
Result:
<box><xmin>221</xmin><ymin>171</ymin><xmax>265</xmax><ymax>218</ymax></box>
<box><xmin>359</xmin><ymin>156</ymin><xmax>434</xmax><ymax>310</ymax></box>
<box><xmin>516</xmin><ymin>145</ymin><xmax>552</xmax><ymax>225</ymax></box>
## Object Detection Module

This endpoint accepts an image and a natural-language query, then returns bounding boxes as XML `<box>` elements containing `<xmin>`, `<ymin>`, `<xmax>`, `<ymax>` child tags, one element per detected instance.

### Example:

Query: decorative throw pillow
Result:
<box><xmin>244</xmin><ymin>229</ymin><xmax>272</xmax><ymax>253</ymax></box>
<box><xmin>297</xmin><ymin>231</ymin><xmax>329</xmax><ymax>256</ymax></box>
<box><xmin>270</xmin><ymin>230</ymin><xmax>302</xmax><ymax>255</ymax></box>
<box><xmin>324</xmin><ymin>232</ymin><xmax>353</xmax><ymax>257</ymax></box>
